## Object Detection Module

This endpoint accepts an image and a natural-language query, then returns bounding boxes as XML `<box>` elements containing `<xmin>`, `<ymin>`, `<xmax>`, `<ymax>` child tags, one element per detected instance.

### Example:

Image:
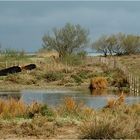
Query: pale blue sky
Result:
<box><xmin>0</xmin><ymin>1</ymin><xmax>140</xmax><ymax>52</ymax></box>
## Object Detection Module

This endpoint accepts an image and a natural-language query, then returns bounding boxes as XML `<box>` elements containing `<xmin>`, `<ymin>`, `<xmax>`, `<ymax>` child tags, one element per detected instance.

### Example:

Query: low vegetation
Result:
<box><xmin>90</xmin><ymin>77</ymin><xmax>108</xmax><ymax>90</ymax></box>
<box><xmin>0</xmin><ymin>53</ymin><xmax>129</xmax><ymax>92</ymax></box>
<box><xmin>0</xmin><ymin>97</ymin><xmax>139</xmax><ymax>139</ymax></box>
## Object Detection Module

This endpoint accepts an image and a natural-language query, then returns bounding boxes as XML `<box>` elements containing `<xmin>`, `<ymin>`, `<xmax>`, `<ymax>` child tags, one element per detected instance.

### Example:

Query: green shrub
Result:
<box><xmin>60</xmin><ymin>54</ymin><xmax>83</xmax><ymax>66</ymax></box>
<box><xmin>40</xmin><ymin>105</ymin><xmax>55</xmax><ymax>117</ymax></box>
<box><xmin>27</xmin><ymin>103</ymin><xmax>55</xmax><ymax>118</ymax></box>
<box><xmin>77</xmin><ymin>51</ymin><xmax>87</xmax><ymax>59</ymax></box>
<box><xmin>77</xmin><ymin>71</ymin><xmax>88</xmax><ymax>79</ymax></box>
<box><xmin>5</xmin><ymin>73</ymin><xmax>37</xmax><ymax>85</ymax></box>
<box><xmin>45</xmin><ymin>71</ymin><xmax>64</xmax><ymax>82</ymax></box>
<box><xmin>71</xmin><ymin>74</ymin><xmax>83</xmax><ymax>84</ymax></box>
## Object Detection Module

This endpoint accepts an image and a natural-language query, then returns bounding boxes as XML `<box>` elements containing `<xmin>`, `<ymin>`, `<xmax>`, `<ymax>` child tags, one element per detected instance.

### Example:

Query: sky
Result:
<box><xmin>0</xmin><ymin>1</ymin><xmax>140</xmax><ymax>52</ymax></box>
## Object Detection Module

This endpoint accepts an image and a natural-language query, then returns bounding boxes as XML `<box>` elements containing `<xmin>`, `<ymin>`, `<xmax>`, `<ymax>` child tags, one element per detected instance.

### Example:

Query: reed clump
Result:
<box><xmin>0</xmin><ymin>98</ymin><xmax>26</xmax><ymax>118</ymax></box>
<box><xmin>90</xmin><ymin>77</ymin><xmax>108</xmax><ymax>90</ymax></box>
<box><xmin>105</xmin><ymin>92</ymin><xmax>125</xmax><ymax>108</ymax></box>
<box><xmin>0</xmin><ymin>99</ymin><xmax>55</xmax><ymax>119</ymax></box>
<box><xmin>58</xmin><ymin>97</ymin><xmax>94</xmax><ymax>120</ymax></box>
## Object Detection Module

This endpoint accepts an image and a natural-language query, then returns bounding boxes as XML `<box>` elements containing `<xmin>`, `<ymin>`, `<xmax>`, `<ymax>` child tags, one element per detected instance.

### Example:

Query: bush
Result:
<box><xmin>58</xmin><ymin>97</ymin><xmax>94</xmax><ymax>120</ymax></box>
<box><xmin>45</xmin><ymin>71</ymin><xmax>64</xmax><ymax>82</ymax></box>
<box><xmin>105</xmin><ymin>93</ymin><xmax>125</xmax><ymax>108</ymax></box>
<box><xmin>90</xmin><ymin>77</ymin><xmax>108</xmax><ymax>90</ymax></box>
<box><xmin>79</xmin><ymin>114</ymin><xmax>140</xmax><ymax>139</ymax></box>
<box><xmin>77</xmin><ymin>51</ymin><xmax>87</xmax><ymax>59</ymax></box>
<box><xmin>5</xmin><ymin>73</ymin><xmax>37</xmax><ymax>85</ymax></box>
<box><xmin>77</xmin><ymin>71</ymin><xmax>88</xmax><ymax>79</ymax></box>
<box><xmin>27</xmin><ymin>102</ymin><xmax>55</xmax><ymax>118</ymax></box>
<box><xmin>71</xmin><ymin>74</ymin><xmax>83</xmax><ymax>85</ymax></box>
<box><xmin>60</xmin><ymin>54</ymin><xmax>83</xmax><ymax>66</ymax></box>
<box><xmin>0</xmin><ymin>99</ymin><xmax>26</xmax><ymax>119</ymax></box>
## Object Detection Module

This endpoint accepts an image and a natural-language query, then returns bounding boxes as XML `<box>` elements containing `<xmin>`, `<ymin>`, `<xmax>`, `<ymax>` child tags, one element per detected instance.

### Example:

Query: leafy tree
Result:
<box><xmin>122</xmin><ymin>35</ymin><xmax>140</xmax><ymax>54</ymax></box>
<box><xmin>92</xmin><ymin>35</ymin><xmax>108</xmax><ymax>57</ymax></box>
<box><xmin>42</xmin><ymin>23</ymin><xmax>89</xmax><ymax>58</ymax></box>
<box><xmin>106</xmin><ymin>35</ymin><xmax>117</xmax><ymax>55</ymax></box>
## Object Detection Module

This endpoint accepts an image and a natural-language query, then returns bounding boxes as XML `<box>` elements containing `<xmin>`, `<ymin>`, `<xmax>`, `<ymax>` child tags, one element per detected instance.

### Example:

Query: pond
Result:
<box><xmin>0</xmin><ymin>89</ymin><xmax>139</xmax><ymax>109</ymax></box>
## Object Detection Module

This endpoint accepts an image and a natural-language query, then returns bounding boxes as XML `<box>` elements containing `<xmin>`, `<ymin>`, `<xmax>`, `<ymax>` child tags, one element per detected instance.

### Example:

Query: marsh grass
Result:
<box><xmin>0</xmin><ymin>97</ymin><xmax>139</xmax><ymax>139</ymax></box>
<box><xmin>105</xmin><ymin>92</ymin><xmax>125</xmax><ymax>108</ymax></box>
<box><xmin>0</xmin><ymin>99</ymin><xmax>55</xmax><ymax>119</ymax></box>
<box><xmin>79</xmin><ymin>94</ymin><xmax>140</xmax><ymax>139</ymax></box>
<box><xmin>90</xmin><ymin>77</ymin><xmax>108</xmax><ymax>90</ymax></box>
<box><xmin>5</xmin><ymin>73</ymin><xmax>37</xmax><ymax>85</ymax></box>
<box><xmin>0</xmin><ymin>98</ymin><xmax>26</xmax><ymax>119</ymax></box>
<box><xmin>79</xmin><ymin>112</ymin><xmax>140</xmax><ymax>139</ymax></box>
<box><xmin>58</xmin><ymin>97</ymin><xmax>94</xmax><ymax>120</ymax></box>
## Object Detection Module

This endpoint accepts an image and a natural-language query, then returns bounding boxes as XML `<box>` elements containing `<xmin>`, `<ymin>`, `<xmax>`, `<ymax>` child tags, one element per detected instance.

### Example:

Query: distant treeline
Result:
<box><xmin>1</xmin><ymin>23</ymin><xmax>140</xmax><ymax>58</ymax></box>
<box><xmin>92</xmin><ymin>33</ymin><xmax>140</xmax><ymax>56</ymax></box>
<box><xmin>42</xmin><ymin>23</ymin><xmax>140</xmax><ymax>57</ymax></box>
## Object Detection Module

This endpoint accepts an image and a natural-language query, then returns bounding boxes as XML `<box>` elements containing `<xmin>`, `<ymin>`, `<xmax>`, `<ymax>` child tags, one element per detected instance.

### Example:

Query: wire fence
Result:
<box><xmin>98</xmin><ymin>56</ymin><xmax>140</xmax><ymax>96</ymax></box>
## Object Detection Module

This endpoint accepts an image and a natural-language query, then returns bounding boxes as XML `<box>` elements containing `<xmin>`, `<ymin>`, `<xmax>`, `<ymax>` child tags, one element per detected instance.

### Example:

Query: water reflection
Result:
<box><xmin>90</xmin><ymin>89</ymin><xmax>108</xmax><ymax>96</ymax></box>
<box><xmin>0</xmin><ymin>91</ymin><xmax>21</xmax><ymax>100</ymax></box>
<box><xmin>0</xmin><ymin>89</ymin><xmax>139</xmax><ymax>109</ymax></box>
<box><xmin>20</xmin><ymin>89</ymin><xmax>140</xmax><ymax>109</ymax></box>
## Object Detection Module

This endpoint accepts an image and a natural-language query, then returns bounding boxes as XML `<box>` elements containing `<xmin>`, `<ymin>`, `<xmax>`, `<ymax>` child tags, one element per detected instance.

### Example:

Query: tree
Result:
<box><xmin>42</xmin><ymin>23</ymin><xmax>89</xmax><ymax>58</ymax></box>
<box><xmin>107</xmin><ymin>33</ymin><xmax>125</xmax><ymax>56</ymax></box>
<box><xmin>106</xmin><ymin>35</ymin><xmax>117</xmax><ymax>55</ymax></box>
<box><xmin>92</xmin><ymin>33</ymin><xmax>140</xmax><ymax>56</ymax></box>
<box><xmin>122</xmin><ymin>35</ymin><xmax>140</xmax><ymax>54</ymax></box>
<box><xmin>112</xmin><ymin>33</ymin><xmax>125</xmax><ymax>55</ymax></box>
<box><xmin>92</xmin><ymin>35</ymin><xmax>109</xmax><ymax>57</ymax></box>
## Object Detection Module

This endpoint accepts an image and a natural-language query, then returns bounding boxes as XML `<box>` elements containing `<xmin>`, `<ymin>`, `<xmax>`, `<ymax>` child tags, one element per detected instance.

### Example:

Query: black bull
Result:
<box><xmin>0</xmin><ymin>64</ymin><xmax>36</xmax><ymax>76</ymax></box>
<box><xmin>22</xmin><ymin>64</ymin><xmax>36</xmax><ymax>70</ymax></box>
<box><xmin>0</xmin><ymin>66</ymin><xmax>21</xmax><ymax>76</ymax></box>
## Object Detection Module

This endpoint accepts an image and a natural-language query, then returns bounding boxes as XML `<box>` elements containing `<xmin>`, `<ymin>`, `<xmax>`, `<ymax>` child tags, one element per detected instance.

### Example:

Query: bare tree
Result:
<box><xmin>92</xmin><ymin>35</ymin><xmax>108</xmax><ymax>57</ymax></box>
<box><xmin>42</xmin><ymin>23</ymin><xmax>89</xmax><ymax>58</ymax></box>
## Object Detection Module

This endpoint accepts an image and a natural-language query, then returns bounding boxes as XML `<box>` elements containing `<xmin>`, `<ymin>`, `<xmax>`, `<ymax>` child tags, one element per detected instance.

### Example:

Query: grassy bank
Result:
<box><xmin>0</xmin><ymin>54</ymin><xmax>129</xmax><ymax>92</ymax></box>
<box><xmin>118</xmin><ymin>54</ymin><xmax>140</xmax><ymax>76</ymax></box>
<box><xmin>0</xmin><ymin>97</ymin><xmax>139</xmax><ymax>139</ymax></box>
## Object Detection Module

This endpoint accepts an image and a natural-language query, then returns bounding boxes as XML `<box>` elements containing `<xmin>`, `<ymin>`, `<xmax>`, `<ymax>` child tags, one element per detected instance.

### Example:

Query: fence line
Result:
<box><xmin>97</xmin><ymin>56</ymin><xmax>140</xmax><ymax>96</ymax></box>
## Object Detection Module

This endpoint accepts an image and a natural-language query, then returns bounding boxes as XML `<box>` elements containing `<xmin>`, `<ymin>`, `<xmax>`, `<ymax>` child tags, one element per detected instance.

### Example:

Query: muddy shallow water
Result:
<box><xmin>0</xmin><ymin>89</ymin><xmax>139</xmax><ymax>109</ymax></box>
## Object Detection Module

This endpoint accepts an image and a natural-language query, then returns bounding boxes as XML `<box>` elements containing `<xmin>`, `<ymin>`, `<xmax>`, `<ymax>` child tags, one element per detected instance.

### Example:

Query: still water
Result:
<box><xmin>0</xmin><ymin>89</ymin><xmax>140</xmax><ymax>109</ymax></box>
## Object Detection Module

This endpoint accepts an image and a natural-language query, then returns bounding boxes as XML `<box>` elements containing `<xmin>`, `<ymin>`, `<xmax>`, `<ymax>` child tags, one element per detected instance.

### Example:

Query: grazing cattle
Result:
<box><xmin>0</xmin><ymin>66</ymin><xmax>21</xmax><ymax>76</ymax></box>
<box><xmin>22</xmin><ymin>64</ymin><xmax>36</xmax><ymax>70</ymax></box>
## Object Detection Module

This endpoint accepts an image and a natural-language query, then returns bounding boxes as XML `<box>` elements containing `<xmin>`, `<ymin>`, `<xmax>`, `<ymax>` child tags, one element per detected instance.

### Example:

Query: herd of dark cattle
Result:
<box><xmin>0</xmin><ymin>64</ymin><xmax>36</xmax><ymax>76</ymax></box>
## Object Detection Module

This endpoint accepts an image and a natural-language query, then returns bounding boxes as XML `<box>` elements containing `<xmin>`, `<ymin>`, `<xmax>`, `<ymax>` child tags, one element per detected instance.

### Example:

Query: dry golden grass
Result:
<box><xmin>90</xmin><ymin>77</ymin><xmax>108</xmax><ymax>90</ymax></box>
<box><xmin>0</xmin><ymin>98</ymin><xmax>26</xmax><ymax>118</ymax></box>
<box><xmin>37</xmin><ymin>50</ymin><xmax>59</xmax><ymax>58</ymax></box>
<box><xmin>79</xmin><ymin>112</ymin><xmax>140</xmax><ymax>139</ymax></box>
<box><xmin>0</xmin><ymin>99</ymin><xmax>50</xmax><ymax>119</ymax></box>
<box><xmin>0</xmin><ymin>97</ymin><xmax>139</xmax><ymax>139</ymax></box>
<box><xmin>105</xmin><ymin>92</ymin><xmax>125</xmax><ymax>108</ymax></box>
<box><xmin>118</xmin><ymin>54</ymin><xmax>140</xmax><ymax>76</ymax></box>
<box><xmin>63</xmin><ymin>97</ymin><xmax>77</xmax><ymax>112</ymax></box>
<box><xmin>58</xmin><ymin>97</ymin><xmax>94</xmax><ymax>120</ymax></box>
